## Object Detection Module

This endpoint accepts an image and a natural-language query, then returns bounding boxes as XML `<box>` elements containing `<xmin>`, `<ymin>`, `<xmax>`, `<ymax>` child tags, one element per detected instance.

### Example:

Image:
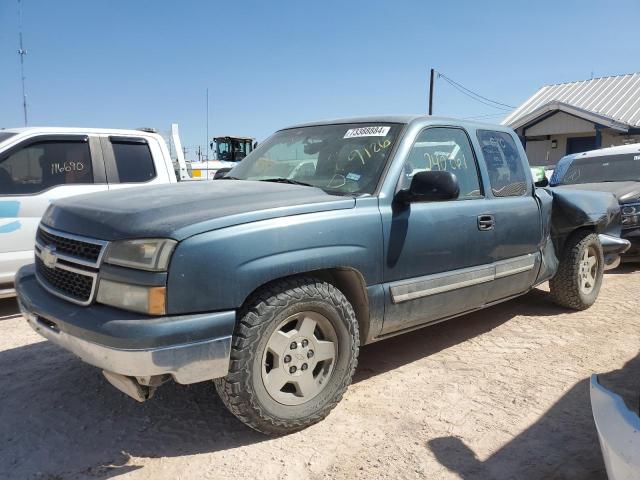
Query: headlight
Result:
<box><xmin>96</xmin><ymin>279</ymin><xmax>166</xmax><ymax>315</ymax></box>
<box><xmin>105</xmin><ymin>239</ymin><xmax>177</xmax><ymax>271</ymax></box>
<box><xmin>621</xmin><ymin>203</ymin><xmax>640</xmax><ymax>229</ymax></box>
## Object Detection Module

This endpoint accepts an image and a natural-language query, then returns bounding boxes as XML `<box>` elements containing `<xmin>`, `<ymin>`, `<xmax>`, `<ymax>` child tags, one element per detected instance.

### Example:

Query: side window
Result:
<box><xmin>477</xmin><ymin>130</ymin><xmax>527</xmax><ymax>197</ymax></box>
<box><xmin>111</xmin><ymin>140</ymin><xmax>156</xmax><ymax>183</ymax></box>
<box><xmin>0</xmin><ymin>140</ymin><xmax>93</xmax><ymax>195</ymax></box>
<box><xmin>401</xmin><ymin>127</ymin><xmax>482</xmax><ymax>198</ymax></box>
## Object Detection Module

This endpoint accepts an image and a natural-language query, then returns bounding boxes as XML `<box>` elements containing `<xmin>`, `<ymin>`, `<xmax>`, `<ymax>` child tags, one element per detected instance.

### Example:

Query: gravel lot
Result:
<box><xmin>1</xmin><ymin>267</ymin><xmax>638</xmax><ymax>480</ymax></box>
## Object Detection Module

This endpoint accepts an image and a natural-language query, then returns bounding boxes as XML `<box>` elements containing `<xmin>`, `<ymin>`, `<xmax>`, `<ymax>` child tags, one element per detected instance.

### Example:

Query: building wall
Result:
<box><xmin>601</xmin><ymin>130</ymin><xmax>640</xmax><ymax>148</ymax></box>
<box><xmin>522</xmin><ymin>117</ymin><xmax>640</xmax><ymax>166</ymax></box>
<box><xmin>526</xmin><ymin>133</ymin><xmax>640</xmax><ymax>166</ymax></box>
<box><xmin>525</xmin><ymin>111</ymin><xmax>595</xmax><ymax>136</ymax></box>
<box><xmin>525</xmin><ymin>133</ymin><xmax>593</xmax><ymax>166</ymax></box>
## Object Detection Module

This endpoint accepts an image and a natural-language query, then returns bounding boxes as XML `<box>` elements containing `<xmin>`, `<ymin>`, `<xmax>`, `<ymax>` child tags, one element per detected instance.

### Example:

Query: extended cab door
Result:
<box><xmin>380</xmin><ymin>126</ymin><xmax>496</xmax><ymax>334</ymax></box>
<box><xmin>101</xmin><ymin>135</ymin><xmax>174</xmax><ymax>190</ymax></box>
<box><xmin>0</xmin><ymin>134</ymin><xmax>107</xmax><ymax>287</ymax></box>
<box><xmin>473</xmin><ymin>129</ymin><xmax>542</xmax><ymax>303</ymax></box>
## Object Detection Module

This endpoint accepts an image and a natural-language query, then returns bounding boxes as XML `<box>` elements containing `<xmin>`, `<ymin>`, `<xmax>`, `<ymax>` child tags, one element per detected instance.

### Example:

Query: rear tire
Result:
<box><xmin>550</xmin><ymin>231</ymin><xmax>604</xmax><ymax>310</ymax></box>
<box><xmin>214</xmin><ymin>276</ymin><xmax>359</xmax><ymax>435</ymax></box>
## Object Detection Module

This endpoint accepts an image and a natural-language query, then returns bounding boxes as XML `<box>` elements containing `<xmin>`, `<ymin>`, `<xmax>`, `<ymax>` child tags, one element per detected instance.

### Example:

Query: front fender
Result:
<box><xmin>548</xmin><ymin>187</ymin><xmax>622</xmax><ymax>250</ymax></box>
<box><xmin>166</xmin><ymin>204</ymin><xmax>382</xmax><ymax>314</ymax></box>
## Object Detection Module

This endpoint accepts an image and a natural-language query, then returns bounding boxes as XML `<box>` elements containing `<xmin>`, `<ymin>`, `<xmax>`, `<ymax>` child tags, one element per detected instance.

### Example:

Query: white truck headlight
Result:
<box><xmin>105</xmin><ymin>239</ymin><xmax>177</xmax><ymax>271</ymax></box>
<box><xmin>96</xmin><ymin>279</ymin><xmax>166</xmax><ymax>315</ymax></box>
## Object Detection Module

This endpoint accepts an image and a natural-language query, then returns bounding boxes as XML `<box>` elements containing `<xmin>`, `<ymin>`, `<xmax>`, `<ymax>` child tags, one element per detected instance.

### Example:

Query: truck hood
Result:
<box><xmin>41</xmin><ymin>180</ymin><xmax>356</xmax><ymax>241</ymax></box>
<box><xmin>554</xmin><ymin>182</ymin><xmax>640</xmax><ymax>204</ymax></box>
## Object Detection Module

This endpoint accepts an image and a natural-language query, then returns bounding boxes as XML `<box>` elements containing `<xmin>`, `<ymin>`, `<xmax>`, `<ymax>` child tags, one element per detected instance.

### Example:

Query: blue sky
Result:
<box><xmin>1</xmin><ymin>0</ymin><xmax>639</xmax><ymax>159</ymax></box>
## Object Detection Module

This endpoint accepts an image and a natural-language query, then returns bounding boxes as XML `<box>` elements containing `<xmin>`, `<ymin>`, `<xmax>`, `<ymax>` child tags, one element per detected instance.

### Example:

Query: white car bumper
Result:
<box><xmin>0</xmin><ymin>249</ymin><xmax>33</xmax><ymax>297</ymax></box>
<box><xmin>591</xmin><ymin>374</ymin><xmax>640</xmax><ymax>480</ymax></box>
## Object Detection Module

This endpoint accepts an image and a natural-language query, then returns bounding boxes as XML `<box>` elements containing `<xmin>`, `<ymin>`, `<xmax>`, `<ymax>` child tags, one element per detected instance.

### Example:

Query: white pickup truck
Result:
<box><xmin>0</xmin><ymin>127</ymin><xmax>177</xmax><ymax>297</ymax></box>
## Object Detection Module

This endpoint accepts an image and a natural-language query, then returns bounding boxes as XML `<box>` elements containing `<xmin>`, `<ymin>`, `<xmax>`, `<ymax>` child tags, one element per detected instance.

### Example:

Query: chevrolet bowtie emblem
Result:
<box><xmin>41</xmin><ymin>245</ymin><xmax>58</xmax><ymax>269</ymax></box>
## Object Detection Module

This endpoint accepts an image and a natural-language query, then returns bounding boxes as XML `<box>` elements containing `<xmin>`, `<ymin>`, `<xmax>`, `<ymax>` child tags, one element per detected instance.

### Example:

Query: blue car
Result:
<box><xmin>15</xmin><ymin>116</ymin><xmax>629</xmax><ymax>434</ymax></box>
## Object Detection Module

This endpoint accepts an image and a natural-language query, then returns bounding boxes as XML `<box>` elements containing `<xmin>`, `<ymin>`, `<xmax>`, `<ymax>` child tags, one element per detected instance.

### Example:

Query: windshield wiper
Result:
<box><xmin>259</xmin><ymin>178</ymin><xmax>315</xmax><ymax>187</ymax></box>
<box><xmin>218</xmin><ymin>176</ymin><xmax>242</xmax><ymax>180</ymax></box>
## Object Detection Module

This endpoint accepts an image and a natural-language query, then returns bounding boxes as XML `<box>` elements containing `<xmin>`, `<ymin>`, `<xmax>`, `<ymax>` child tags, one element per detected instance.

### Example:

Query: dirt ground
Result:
<box><xmin>1</xmin><ymin>267</ymin><xmax>639</xmax><ymax>480</ymax></box>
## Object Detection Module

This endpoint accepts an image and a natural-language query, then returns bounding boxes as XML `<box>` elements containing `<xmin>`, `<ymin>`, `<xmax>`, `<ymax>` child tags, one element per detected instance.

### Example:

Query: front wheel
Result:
<box><xmin>550</xmin><ymin>231</ymin><xmax>604</xmax><ymax>310</ymax></box>
<box><xmin>214</xmin><ymin>277</ymin><xmax>359</xmax><ymax>435</ymax></box>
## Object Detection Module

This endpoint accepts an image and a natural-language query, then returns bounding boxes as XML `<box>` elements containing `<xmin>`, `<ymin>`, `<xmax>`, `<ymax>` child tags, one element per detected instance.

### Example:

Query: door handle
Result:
<box><xmin>477</xmin><ymin>214</ymin><xmax>495</xmax><ymax>231</ymax></box>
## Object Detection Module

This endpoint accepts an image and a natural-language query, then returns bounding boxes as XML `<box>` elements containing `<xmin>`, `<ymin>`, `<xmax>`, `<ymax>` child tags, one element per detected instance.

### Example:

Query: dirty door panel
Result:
<box><xmin>381</xmin><ymin>199</ymin><xmax>496</xmax><ymax>333</ymax></box>
<box><xmin>380</xmin><ymin>126</ymin><xmax>496</xmax><ymax>334</ymax></box>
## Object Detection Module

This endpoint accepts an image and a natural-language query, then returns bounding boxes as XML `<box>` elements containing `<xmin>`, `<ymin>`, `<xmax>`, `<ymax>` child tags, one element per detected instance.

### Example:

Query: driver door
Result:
<box><xmin>380</xmin><ymin>126</ymin><xmax>496</xmax><ymax>334</ymax></box>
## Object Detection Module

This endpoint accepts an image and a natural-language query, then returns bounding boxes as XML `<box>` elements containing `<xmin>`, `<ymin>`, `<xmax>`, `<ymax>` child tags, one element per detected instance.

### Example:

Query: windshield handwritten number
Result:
<box><xmin>348</xmin><ymin>139</ymin><xmax>392</xmax><ymax>165</ymax></box>
<box><xmin>423</xmin><ymin>152</ymin><xmax>468</xmax><ymax>171</ymax></box>
<box><xmin>348</xmin><ymin>150</ymin><xmax>365</xmax><ymax>165</ymax></box>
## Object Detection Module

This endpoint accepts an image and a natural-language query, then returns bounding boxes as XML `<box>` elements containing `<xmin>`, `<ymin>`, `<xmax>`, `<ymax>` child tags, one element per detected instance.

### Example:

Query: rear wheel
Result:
<box><xmin>550</xmin><ymin>231</ymin><xmax>604</xmax><ymax>310</ymax></box>
<box><xmin>214</xmin><ymin>277</ymin><xmax>359</xmax><ymax>435</ymax></box>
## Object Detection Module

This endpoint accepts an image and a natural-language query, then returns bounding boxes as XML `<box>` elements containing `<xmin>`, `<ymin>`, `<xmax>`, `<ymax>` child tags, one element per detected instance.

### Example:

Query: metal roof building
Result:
<box><xmin>503</xmin><ymin>73</ymin><xmax>640</xmax><ymax>166</ymax></box>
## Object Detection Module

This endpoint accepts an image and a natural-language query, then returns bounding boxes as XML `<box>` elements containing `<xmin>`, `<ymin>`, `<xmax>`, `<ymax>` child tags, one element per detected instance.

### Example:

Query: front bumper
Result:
<box><xmin>15</xmin><ymin>265</ymin><xmax>235</xmax><ymax>384</ymax></box>
<box><xmin>598</xmin><ymin>234</ymin><xmax>631</xmax><ymax>270</ymax></box>
<box><xmin>590</xmin><ymin>375</ymin><xmax>640</xmax><ymax>480</ymax></box>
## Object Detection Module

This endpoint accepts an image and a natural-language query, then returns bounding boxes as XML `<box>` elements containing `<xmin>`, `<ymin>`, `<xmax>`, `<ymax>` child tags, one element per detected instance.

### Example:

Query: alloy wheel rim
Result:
<box><xmin>261</xmin><ymin>311</ymin><xmax>338</xmax><ymax>406</ymax></box>
<box><xmin>578</xmin><ymin>246</ymin><xmax>598</xmax><ymax>295</ymax></box>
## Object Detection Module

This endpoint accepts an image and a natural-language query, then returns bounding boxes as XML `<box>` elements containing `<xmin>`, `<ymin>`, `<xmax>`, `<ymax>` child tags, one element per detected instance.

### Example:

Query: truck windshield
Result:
<box><xmin>557</xmin><ymin>153</ymin><xmax>640</xmax><ymax>184</ymax></box>
<box><xmin>229</xmin><ymin>123</ymin><xmax>403</xmax><ymax>194</ymax></box>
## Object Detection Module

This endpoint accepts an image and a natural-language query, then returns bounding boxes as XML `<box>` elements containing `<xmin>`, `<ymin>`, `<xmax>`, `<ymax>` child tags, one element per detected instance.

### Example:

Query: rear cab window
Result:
<box><xmin>110</xmin><ymin>137</ymin><xmax>156</xmax><ymax>183</ymax></box>
<box><xmin>477</xmin><ymin>130</ymin><xmax>528</xmax><ymax>197</ymax></box>
<box><xmin>0</xmin><ymin>138</ymin><xmax>93</xmax><ymax>195</ymax></box>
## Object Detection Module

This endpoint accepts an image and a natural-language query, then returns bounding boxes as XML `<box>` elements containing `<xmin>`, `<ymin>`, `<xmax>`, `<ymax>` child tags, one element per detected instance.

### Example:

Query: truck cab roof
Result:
<box><xmin>2</xmin><ymin>126</ymin><xmax>160</xmax><ymax>135</ymax></box>
<box><xmin>0</xmin><ymin>127</ymin><xmax>165</xmax><ymax>148</ymax></box>
<box><xmin>283</xmin><ymin>115</ymin><xmax>515</xmax><ymax>133</ymax></box>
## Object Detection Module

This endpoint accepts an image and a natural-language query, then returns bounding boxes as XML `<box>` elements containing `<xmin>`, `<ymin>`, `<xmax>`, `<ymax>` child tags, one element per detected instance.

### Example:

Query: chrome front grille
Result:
<box><xmin>36</xmin><ymin>225</ymin><xmax>107</xmax><ymax>267</ymax></box>
<box><xmin>34</xmin><ymin>225</ymin><xmax>108</xmax><ymax>305</ymax></box>
<box><xmin>35</xmin><ymin>256</ymin><xmax>95</xmax><ymax>302</ymax></box>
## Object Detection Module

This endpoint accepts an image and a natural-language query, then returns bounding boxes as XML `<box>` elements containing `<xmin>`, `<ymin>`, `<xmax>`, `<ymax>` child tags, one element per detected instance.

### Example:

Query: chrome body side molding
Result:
<box><xmin>390</xmin><ymin>253</ymin><xmax>539</xmax><ymax>304</ymax></box>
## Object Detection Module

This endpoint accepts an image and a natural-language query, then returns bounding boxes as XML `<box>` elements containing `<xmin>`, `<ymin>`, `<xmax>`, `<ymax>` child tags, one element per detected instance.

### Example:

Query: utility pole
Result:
<box><xmin>17</xmin><ymin>0</ymin><xmax>28</xmax><ymax>125</ymax></box>
<box><xmin>206</xmin><ymin>88</ymin><xmax>209</xmax><ymax>160</ymax></box>
<box><xmin>428</xmin><ymin>68</ymin><xmax>435</xmax><ymax>116</ymax></box>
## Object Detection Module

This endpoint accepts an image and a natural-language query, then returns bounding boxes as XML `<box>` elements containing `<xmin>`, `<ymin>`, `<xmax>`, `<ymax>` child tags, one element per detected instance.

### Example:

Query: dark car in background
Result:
<box><xmin>551</xmin><ymin>144</ymin><xmax>640</xmax><ymax>262</ymax></box>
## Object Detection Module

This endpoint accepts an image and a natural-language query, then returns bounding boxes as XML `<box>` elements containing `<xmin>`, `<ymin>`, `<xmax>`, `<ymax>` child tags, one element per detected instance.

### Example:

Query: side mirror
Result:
<box><xmin>396</xmin><ymin>170</ymin><xmax>459</xmax><ymax>203</ymax></box>
<box><xmin>535</xmin><ymin>177</ymin><xmax>549</xmax><ymax>187</ymax></box>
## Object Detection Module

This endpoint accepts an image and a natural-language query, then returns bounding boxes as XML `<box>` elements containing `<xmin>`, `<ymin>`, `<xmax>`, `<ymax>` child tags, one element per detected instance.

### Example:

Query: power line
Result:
<box><xmin>462</xmin><ymin>112</ymin><xmax>509</xmax><ymax>120</ymax></box>
<box><xmin>439</xmin><ymin>75</ymin><xmax>512</xmax><ymax>111</ymax></box>
<box><xmin>437</xmin><ymin>71</ymin><xmax>515</xmax><ymax>111</ymax></box>
<box><xmin>438</xmin><ymin>71</ymin><xmax>515</xmax><ymax>109</ymax></box>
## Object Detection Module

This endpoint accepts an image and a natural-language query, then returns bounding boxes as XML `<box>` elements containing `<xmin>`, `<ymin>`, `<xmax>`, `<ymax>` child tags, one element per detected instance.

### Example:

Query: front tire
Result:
<box><xmin>550</xmin><ymin>231</ymin><xmax>604</xmax><ymax>310</ymax></box>
<box><xmin>214</xmin><ymin>277</ymin><xmax>359</xmax><ymax>435</ymax></box>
